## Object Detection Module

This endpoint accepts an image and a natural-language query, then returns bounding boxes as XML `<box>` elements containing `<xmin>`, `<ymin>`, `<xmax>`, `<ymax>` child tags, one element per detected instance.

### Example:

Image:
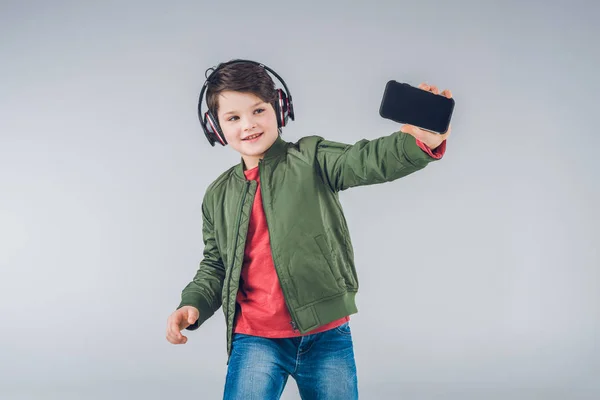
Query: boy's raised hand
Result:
<box><xmin>400</xmin><ymin>83</ymin><xmax>453</xmax><ymax>150</ymax></box>
<box><xmin>166</xmin><ymin>306</ymin><xmax>199</xmax><ymax>344</ymax></box>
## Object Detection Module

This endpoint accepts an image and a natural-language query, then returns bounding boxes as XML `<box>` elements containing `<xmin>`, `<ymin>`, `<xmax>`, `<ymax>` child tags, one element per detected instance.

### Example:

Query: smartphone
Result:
<box><xmin>379</xmin><ymin>80</ymin><xmax>455</xmax><ymax>134</ymax></box>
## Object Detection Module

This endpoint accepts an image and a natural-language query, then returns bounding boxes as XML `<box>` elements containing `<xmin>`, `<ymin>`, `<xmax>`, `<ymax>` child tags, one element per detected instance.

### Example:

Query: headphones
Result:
<box><xmin>197</xmin><ymin>59</ymin><xmax>295</xmax><ymax>147</ymax></box>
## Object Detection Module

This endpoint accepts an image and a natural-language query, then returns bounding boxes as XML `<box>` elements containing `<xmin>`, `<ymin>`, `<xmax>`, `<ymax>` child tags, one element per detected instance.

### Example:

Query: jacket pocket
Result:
<box><xmin>336</xmin><ymin>227</ymin><xmax>357</xmax><ymax>288</ymax></box>
<box><xmin>314</xmin><ymin>234</ymin><xmax>346</xmax><ymax>290</ymax></box>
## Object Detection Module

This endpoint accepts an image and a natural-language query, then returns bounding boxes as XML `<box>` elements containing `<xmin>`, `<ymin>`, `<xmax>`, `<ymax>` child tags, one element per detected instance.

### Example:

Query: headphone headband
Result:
<box><xmin>197</xmin><ymin>59</ymin><xmax>295</xmax><ymax>146</ymax></box>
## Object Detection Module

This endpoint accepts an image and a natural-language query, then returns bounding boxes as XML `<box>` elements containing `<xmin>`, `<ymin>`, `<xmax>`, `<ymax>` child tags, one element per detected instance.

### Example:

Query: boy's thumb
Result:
<box><xmin>188</xmin><ymin>311</ymin><xmax>198</xmax><ymax>324</ymax></box>
<box><xmin>400</xmin><ymin>124</ymin><xmax>415</xmax><ymax>135</ymax></box>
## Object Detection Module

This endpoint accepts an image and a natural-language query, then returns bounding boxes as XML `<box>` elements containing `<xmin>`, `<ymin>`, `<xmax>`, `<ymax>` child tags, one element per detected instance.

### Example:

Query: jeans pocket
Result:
<box><xmin>334</xmin><ymin>321</ymin><xmax>352</xmax><ymax>335</ymax></box>
<box><xmin>231</xmin><ymin>333</ymin><xmax>249</xmax><ymax>356</ymax></box>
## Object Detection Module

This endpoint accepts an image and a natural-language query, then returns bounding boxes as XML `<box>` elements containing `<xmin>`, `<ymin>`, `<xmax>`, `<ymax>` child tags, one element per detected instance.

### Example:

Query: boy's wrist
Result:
<box><xmin>415</xmin><ymin>138</ymin><xmax>446</xmax><ymax>159</ymax></box>
<box><xmin>402</xmin><ymin>133</ymin><xmax>440</xmax><ymax>164</ymax></box>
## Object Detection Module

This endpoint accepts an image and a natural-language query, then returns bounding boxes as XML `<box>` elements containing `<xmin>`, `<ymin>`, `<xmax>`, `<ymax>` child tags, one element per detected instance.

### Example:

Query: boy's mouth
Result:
<box><xmin>242</xmin><ymin>132</ymin><xmax>263</xmax><ymax>141</ymax></box>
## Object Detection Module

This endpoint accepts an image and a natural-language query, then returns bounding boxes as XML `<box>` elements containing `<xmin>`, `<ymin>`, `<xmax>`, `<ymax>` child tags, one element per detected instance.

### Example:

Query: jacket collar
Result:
<box><xmin>233</xmin><ymin>135</ymin><xmax>288</xmax><ymax>180</ymax></box>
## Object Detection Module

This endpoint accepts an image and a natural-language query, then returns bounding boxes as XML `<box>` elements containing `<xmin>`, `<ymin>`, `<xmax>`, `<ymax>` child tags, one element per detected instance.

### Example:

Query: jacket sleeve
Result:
<box><xmin>315</xmin><ymin>130</ymin><xmax>445</xmax><ymax>192</ymax></box>
<box><xmin>176</xmin><ymin>195</ymin><xmax>225</xmax><ymax>330</ymax></box>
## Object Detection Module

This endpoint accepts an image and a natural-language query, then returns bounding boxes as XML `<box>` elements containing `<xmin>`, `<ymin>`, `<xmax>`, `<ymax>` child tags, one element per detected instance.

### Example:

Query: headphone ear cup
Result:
<box><xmin>202</xmin><ymin>112</ymin><xmax>217</xmax><ymax>146</ymax></box>
<box><xmin>274</xmin><ymin>88</ymin><xmax>289</xmax><ymax>128</ymax></box>
<box><xmin>205</xmin><ymin>110</ymin><xmax>227</xmax><ymax>146</ymax></box>
<box><xmin>287</xmin><ymin>93</ymin><xmax>294</xmax><ymax>122</ymax></box>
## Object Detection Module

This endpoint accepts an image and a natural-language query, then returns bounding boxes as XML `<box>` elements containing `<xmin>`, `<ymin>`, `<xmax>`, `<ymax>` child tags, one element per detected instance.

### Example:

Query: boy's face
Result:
<box><xmin>216</xmin><ymin>90</ymin><xmax>279</xmax><ymax>170</ymax></box>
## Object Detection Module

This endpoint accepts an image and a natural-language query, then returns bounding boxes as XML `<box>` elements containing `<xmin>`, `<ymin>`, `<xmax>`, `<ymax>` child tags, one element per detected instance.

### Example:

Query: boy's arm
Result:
<box><xmin>176</xmin><ymin>196</ymin><xmax>225</xmax><ymax>330</ymax></box>
<box><xmin>315</xmin><ymin>130</ymin><xmax>446</xmax><ymax>192</ymax></box>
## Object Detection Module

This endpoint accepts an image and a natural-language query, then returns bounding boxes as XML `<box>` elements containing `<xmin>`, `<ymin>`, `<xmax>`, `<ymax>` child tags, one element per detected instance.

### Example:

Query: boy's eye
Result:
<box><xmin>226</xmin><ymin>108</ymin><xmax>264</xmax><ymax>122</ymax></box>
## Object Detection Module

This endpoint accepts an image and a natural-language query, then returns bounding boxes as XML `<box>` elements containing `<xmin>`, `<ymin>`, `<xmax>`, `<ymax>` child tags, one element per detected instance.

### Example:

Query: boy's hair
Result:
<box><xmin>206</xmin><ymin>61</ymin><xmax>278</xmax><ymax>121</ymax></box>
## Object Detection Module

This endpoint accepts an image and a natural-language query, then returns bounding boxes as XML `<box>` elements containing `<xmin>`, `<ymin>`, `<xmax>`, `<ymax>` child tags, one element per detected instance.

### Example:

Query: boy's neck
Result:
<box><xmin>243</xmin><ymin>156</ymin><xmax>262</xmax><ymax>170</ymax></box>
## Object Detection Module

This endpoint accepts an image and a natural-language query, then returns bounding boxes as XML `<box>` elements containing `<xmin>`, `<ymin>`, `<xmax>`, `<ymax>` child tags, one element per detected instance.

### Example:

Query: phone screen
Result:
<box><xmin>379</xmin><ymin>81</ymin><xmax>454</xmax><ymax>134</ymax></box>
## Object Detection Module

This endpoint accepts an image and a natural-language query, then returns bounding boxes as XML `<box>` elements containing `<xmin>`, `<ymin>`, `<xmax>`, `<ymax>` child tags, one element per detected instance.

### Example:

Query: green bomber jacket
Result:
<box><xmin>177</xmin><ymin>131</ymin><xmax>442</xmax><ymax>361</ymax></box>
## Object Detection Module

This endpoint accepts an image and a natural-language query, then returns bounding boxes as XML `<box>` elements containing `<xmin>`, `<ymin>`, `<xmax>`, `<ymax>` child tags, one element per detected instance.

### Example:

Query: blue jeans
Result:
<box><xmin>223</xmin><ymin>321</ymin><xmax>359</xmax><ymax>399</ymax></box>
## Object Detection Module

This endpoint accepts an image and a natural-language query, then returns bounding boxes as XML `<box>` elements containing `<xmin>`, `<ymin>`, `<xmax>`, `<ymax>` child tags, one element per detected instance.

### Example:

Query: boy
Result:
<box><xmin>166</xmin><ymin>59</ymin><xmax>452</xmax><ymax>399</ymax></box>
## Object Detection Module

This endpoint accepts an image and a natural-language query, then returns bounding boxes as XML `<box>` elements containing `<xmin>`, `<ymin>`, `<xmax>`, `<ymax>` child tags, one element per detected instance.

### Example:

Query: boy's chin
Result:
<box><xmin>241</xmin><ymin>148</ymin><xmax>269</xmax><ymax>158</ymax></box>
<box><xmin>233</xmin><ymin>142</ymin><xmax>263</xmax><ymax>154</ymax></box>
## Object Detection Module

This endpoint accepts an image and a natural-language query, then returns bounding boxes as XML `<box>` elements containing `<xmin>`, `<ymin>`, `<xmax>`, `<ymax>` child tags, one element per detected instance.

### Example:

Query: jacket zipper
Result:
<box><xmin>225</xmin><ymin>180</ymin><xmax>251</xmax><ymax>346</ymax></box>
<box><xmin>259</xmin><ymin>160</ymin><xmax>300</xmax><ymax>332</ymax></box>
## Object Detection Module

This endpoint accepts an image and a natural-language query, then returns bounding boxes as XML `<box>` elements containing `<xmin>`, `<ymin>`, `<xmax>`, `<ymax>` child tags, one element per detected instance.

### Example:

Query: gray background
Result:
<box><xmin>1</xmin><ymin>0</ymin><xmax>599</xmax><ymax>399</ymax></box>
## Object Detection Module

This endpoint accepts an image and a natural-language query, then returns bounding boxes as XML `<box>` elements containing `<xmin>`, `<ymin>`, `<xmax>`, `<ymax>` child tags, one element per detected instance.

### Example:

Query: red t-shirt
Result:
<box><xmin>233</xmin><ymin>165</ymin><xmax>349</xmax><ymax>337</ymax></box>
<box><xmin>233</xmin><ymin>138</ymin><xmax>445</xmax><ymax>337</ymax></box>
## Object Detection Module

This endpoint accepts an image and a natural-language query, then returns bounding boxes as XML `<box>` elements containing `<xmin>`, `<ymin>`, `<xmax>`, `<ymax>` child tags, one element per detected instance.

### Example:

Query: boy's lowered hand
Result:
<box><xmin>400</xmin><ymin>83</ymin><xmax>453</xmax><ymax>150</ymax></box>
<box><xmin>166</xmin><ymin>306</ymin><xmax>199</xmax><ymax>344</ymax></box>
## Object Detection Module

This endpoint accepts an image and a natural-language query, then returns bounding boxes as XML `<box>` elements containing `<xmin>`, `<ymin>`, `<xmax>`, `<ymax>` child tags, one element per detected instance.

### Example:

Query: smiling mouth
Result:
<box><xmin>243</xmin><ymin>132</ymin><xmax>263</xmax><ymax>140</ymax></box>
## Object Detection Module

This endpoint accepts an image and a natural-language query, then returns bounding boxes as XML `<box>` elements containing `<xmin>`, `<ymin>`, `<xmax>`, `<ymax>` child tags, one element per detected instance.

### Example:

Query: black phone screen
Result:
<box><xmin>379</xmin><ymin>80</ymin><xmax>454</xmax><ymax>134</ymax></box>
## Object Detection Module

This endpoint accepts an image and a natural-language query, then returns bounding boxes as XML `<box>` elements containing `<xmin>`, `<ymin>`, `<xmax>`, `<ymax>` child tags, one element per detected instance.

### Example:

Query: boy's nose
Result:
<box><xmin>243</xmin><ymin>118</ymin><xmax>257</xmax><ymax>131</ymax></box>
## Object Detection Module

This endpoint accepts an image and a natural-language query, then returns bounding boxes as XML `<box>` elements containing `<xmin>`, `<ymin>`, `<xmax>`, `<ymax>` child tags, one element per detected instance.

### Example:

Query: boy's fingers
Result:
<box><xmin>166</xmin><ymin>330</ymin><xmax>176</xmax><ymax>343</ymax></box>
<box><xmin>167</xmin><ymin>329</ymin><xmax>185</xmax><ymax>344</ymax></box>
<box><xmin>176</xmin><ymin>333</ymin><xmax>187</xmax><ymax>344</ymax></box>
<box><xmin>418</xmin><ymin>83</ymin><xmax>439</xmax><ymax>94</ymax></box>
<box><xmin>168</xmin><ymin>321</ymin><xmax>183</xmax><ymax>339</ymax></box>
<box><xmin>418</xmin><ymin>83</ymin><xmax>452</xmax><ymax>97</ymax></box>
<box><xmin>166</xmin><ymin>309</ymin><xmax>196</xmax><ymax>344</ymax></box>
<box><xmin>166</xmin><ymin>332</ymin><xmax>176</xmax><ymax>343</ymax></box>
